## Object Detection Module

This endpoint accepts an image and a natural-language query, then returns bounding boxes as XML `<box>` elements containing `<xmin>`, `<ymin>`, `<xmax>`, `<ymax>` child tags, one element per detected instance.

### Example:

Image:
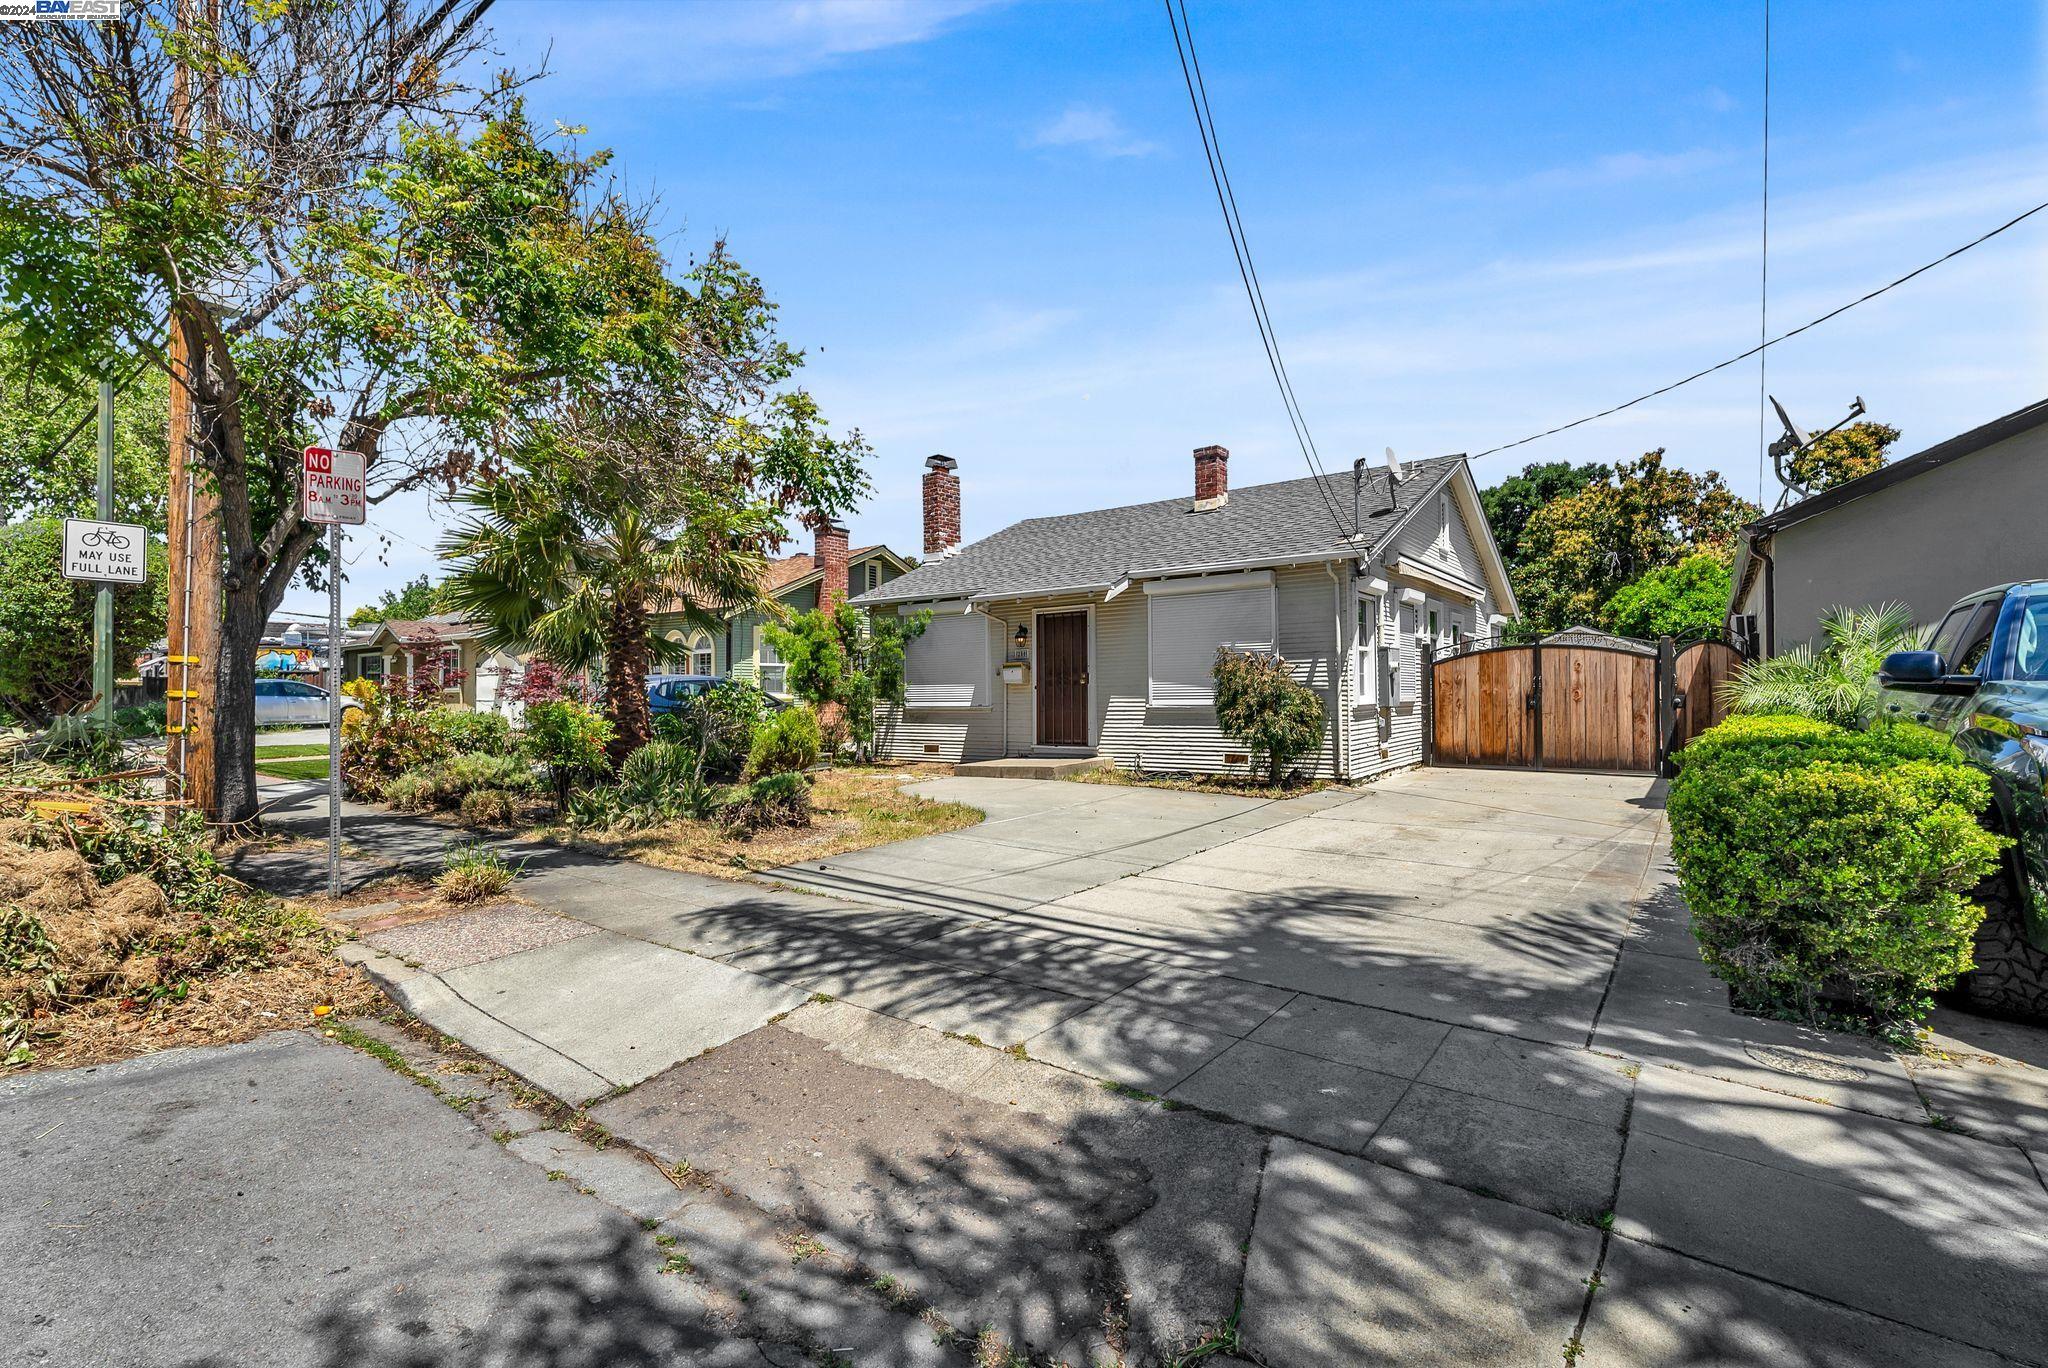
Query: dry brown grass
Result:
<box><xmin>541</xmin><ymin>769</ymin><xmax>983</xmax><ymax>878</ymax></box>
<box><xmin>1</xmin><ymin>818</ymin><xmax>381</xmax><ymax>1074</ymax></box>
<box><xmin>1066</xmin><ymin>765</ymin><xmax>1339</xmax><ymax>799</ymax></box>
<box><xmin>12</xmin><ymin>953</ymin><xmax>382</xmax><ymax>1073</ymax></box>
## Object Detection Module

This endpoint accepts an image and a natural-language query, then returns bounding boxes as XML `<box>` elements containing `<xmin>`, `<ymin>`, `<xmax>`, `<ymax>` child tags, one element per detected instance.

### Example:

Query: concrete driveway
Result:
<box><xmin>254</xmin><ymin>765</ymin><xmax>2048</xmax><ymax>1366</ymax></box>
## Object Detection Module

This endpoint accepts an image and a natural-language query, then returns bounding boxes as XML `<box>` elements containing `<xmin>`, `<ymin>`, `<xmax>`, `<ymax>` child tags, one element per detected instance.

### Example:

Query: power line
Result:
<box><xmin>1471</xmin><ymin>195</ymin><xmax>2048</xmax><ymax>461</ymax></box>
<box><xmin>1756</xmin><ymin>0</ymin><xmax>1771</xmax><ymax>505</ymax></box>
<box><xmin>1163</xmin><ymin>0</ymin><xmax>1352</xmax><ymax>538</ymax></box>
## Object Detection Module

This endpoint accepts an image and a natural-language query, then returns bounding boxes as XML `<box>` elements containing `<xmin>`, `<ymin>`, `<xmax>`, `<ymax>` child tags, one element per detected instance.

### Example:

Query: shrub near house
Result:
<box><xmin>1668</xmin><ymin>714</ymin><xmax>2005</xmax><ymax>1030</ymax></box>
<box><xmin>1213</xmin><ymin>647</ymin><xmax>1324</xmax><ymax>787</ymax></box>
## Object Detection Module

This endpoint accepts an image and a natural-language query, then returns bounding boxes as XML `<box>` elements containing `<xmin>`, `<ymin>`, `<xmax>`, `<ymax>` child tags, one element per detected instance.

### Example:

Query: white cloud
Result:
<box><xmin>491</xmin><ymin>0</ymin><xmax>1007</xmax><ymax>93</ymax></box>
<box><xmin>811</xmin><ymin>144</ymin><xmax>2047</xmax><ymax>529</ymax></box>
<box><xmin>1026</xmin><ymin>105</ymin><xmax>1161</xmax><ymax>159</ymax></box>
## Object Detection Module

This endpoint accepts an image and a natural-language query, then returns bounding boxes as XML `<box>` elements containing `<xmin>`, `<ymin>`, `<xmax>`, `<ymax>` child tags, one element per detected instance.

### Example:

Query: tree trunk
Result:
<box><xmin>603</xmin><ymin>592</ymin><xmax>652</xmax><ymax>765</ymax></box>
<box><xmin>212</xmin><ymin>580</ymin><xmax>267</xmax><ymax>829</ymax></box>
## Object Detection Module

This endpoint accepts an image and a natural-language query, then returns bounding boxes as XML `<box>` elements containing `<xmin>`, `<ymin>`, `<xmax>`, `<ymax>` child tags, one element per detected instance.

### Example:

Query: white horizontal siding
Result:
<box><xmin>873</xmin><ymin>608</ymin><xmax>1012</xmax><ymax>763</ymax></box>
<box><xmin>1104</xmin><ymin>565</ymin><xmax>1340</xmax><ymax>779</ymax></box>
<box><xmin>874</xmin><ymin>568</ymin><xmax>1357</xmax><ymax>777</ymax></box>
<box><xmin>1349</xmin><ymin>489</ymin><xmax>1500</xmax><ymax>778</ymax></box>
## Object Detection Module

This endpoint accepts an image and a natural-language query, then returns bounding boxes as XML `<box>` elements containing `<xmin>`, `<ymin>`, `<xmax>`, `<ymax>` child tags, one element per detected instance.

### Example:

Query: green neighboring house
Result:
<box><xmin>651</xmin><ymin>523</ymin><xmax>913</xmax><ymax>698</ymax></box>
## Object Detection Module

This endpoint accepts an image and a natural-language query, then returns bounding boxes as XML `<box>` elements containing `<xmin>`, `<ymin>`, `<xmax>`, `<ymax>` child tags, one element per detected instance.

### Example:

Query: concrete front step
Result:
<box><xmin>953</xmin><ymin>755</ymin><xmax>1108</xmax><ymax>780</ymax></box>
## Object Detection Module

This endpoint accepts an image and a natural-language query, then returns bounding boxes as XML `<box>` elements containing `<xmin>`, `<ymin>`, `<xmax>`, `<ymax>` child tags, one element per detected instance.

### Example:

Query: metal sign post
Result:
<box><xmin>93</xmin><ymin>376</ymin><xmax>118</xmax><ymax>728</ymax></box>
<box><xmin>301</xmin><ymin>445</ymin><xmax>366</xmax><ymax>898</ymax></box>
<box><xmin>63</xmin><ymin>502</ymin><xmax>148</xmax><ymax>719</ymax></box>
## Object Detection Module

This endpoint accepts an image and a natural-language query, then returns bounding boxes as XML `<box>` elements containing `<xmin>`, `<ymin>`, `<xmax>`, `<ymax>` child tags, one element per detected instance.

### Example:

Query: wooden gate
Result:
<box><xmin>1669</xmin><ymin>639</ymin><xmax>1743</xmax><ymax>750</ymax></box>
<box><xmin>1429</xmin><ymin>645</ymin><xmax>1536</xmax><ymax>767</ymax></box>
<box><xmin>1430</xmin><ymin>642</ymin><xmax>1659</xmax><ymax>773</ymax></box>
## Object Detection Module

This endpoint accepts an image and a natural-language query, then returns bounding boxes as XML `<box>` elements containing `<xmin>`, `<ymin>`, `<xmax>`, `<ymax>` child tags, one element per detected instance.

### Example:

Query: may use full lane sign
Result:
<box><xmin>61</xmin><ymin>518</ymin><xmax>148</xmax><ymax>584</ymax></box>
<box><xmin>302</xmin><ymin>446</ymin><xmax>367</xmax><ymax>526</ymax></box>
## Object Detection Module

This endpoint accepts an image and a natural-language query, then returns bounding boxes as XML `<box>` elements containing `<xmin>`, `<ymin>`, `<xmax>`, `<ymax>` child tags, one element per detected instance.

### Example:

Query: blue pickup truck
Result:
<box><xmin>1880</xmin><ymin>581</ymin><xmax>2048</xmax><ymax>1019</ymax></box>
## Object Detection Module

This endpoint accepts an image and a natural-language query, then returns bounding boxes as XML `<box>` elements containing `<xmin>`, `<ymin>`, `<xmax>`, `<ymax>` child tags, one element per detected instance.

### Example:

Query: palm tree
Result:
<box><xmin>1721</xmin><ymin>602</ymin><xmax>1927</xmax><ymax>729</ymax></box>
<box><xmin>441</xmin><ymin>456</ymin><xmax>776</xmax><ymax>763</ymax></box>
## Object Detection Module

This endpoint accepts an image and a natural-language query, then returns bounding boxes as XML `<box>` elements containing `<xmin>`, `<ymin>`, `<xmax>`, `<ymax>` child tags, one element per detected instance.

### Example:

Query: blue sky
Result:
<box><xmin>343</xmin><ymin>0</ymin><xmax>2046</xmax><ymax>609</ymax></box>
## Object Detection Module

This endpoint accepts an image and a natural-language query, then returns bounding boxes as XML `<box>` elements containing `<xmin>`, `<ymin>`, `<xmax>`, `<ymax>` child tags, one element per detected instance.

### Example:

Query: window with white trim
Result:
<box><xmin>756</xmin><ymin>626</ymin><xmax>787</xmax><ymax>696</ymax></box>
<box><xmin>864</xmin><ymin>562</ymin><xmax>881</xmax><ymax>594</ymax></box>
<box><xmin>1397</xmin><ymin>601</ymin><xmax>1420</xmax><ymax>703</ymax></box>
<box><xmin>1354</xmin><ymin>592</ymin><xmax>1381</xmax><ymax>704</ymax></box>
<box><xmin>903</xmin><ymin>612</ymin><xmax>994</xmax><ymax>708</ymax></box>
<box><xmin>1146</xmin><ymin>578</ymin><xmax>1276</xmax><ymax>707</ymax></box>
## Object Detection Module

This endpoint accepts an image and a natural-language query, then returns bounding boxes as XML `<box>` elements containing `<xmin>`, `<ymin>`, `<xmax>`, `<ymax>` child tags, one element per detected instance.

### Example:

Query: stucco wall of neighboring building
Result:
<box><xmin>1763</xmin><ymin>423</ymin><xmax>2048</xmax><ymax>649</ymax></box>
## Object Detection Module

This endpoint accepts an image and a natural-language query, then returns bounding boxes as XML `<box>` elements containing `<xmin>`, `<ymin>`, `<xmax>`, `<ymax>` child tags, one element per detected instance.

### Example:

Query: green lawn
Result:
<box><xmin>256</xmin><ymin>743</ymin><xmax>329</xmax><ymax>758</ymax></box>
<box><xmin>254</xmin><ymin>756</ymin><xmax>331</xmax><ymax>781</ymax></box>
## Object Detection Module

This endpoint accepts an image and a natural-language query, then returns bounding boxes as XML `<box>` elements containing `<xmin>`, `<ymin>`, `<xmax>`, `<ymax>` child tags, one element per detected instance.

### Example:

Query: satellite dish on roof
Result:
<box><xmin>1384</xmin><ymin>447</ymin><xmax>1403</xmax><ymax>482</ymax></box>
<box><xmin>1769</xmin><ymin>396</ymin><xmax>1811</xmax><ymax>451</ymax></box>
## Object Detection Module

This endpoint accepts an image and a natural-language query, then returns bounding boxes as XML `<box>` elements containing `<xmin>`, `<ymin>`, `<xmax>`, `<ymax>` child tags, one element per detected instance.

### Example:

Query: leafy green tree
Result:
<box><xmin>1513</xmin><ymin>451</ymin><xmax>1757</xmax><ymax>634</ymax></box>
<box><xmin>0</xmin><ymin>518</ymin><xmax>166</xmax><ymax>718</ymax></box>
<box><xmin>1786</xmin><ymin>420</ymin><xmax>1900</xmax><ymax>494</ymax></box>
<box><xmin>0</xmin><ymin>8</ymin><xmax>684</xmax><ymax>824</ymax></box>
<box><xmin>1600</xmin><ymin>553</ymin><xmax>1733</xmax><ymax>640</ymax></box>
<box><xmin>1480</xmin><ymin>460</ymin><xmax>1611</xmax><ymax>578</ymax></box>
<box><xmin>1212</xmin><ymin>648</ymin><xmax>1326</xmax><ymax>787</ymax></box>
<box><xmin>0</xmin><ymin>327</ymin><xmax>168</xmax><ymax>529</ymax></box>
<box><xmin>764</xmin><ymin>603</ymin><xmax>928</xmax><ymax>762</ymax></box>
<box><xmin>444</xmin><ymin>362</ymin><xmax>870</xmax><ymax>762</ymax></box>
<box><xmin>347</xmin><ymin>574</ymin><xmax>445</xmax><ymax>628</ymax></box>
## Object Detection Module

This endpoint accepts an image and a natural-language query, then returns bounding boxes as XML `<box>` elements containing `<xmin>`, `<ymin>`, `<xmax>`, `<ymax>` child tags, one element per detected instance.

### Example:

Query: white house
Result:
<box><xmin>851</xmin><ymin>447</ymin><xmax>1517</xmax><ymax>780</ymax></box>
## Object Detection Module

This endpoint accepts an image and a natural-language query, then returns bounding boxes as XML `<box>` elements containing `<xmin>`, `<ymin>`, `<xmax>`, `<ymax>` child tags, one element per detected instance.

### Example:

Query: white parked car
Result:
<box><xmin>253</xmin><ymin>678</ymin><xmax>361</xmax><ymax>727</ymax></box>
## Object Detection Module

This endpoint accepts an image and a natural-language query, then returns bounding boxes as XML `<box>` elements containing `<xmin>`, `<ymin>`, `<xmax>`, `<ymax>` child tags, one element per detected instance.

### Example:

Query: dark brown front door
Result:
<box><xmin>1036</xmin><ymin>611</ymin><xmax>1089</xmax><ymax>748</ymax></box>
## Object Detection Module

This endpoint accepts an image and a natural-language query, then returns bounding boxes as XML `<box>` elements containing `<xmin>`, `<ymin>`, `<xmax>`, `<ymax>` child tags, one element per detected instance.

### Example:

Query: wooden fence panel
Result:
<box><xmin>1672</xmin><ymin>640</ymin><xmax>1743</xmax><ymax>749</ymax></box>
<box><xmin>1430</xmin><ymin>647</ymin><xmax>1535</xmax><ymax>766</ymax></box>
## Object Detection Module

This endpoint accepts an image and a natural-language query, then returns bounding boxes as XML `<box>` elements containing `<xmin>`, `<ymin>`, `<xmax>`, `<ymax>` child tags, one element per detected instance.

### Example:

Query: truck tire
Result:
<box><xmin>1962</xmin><ymin>865</ymin><xmax>2048</xmax><ymax>1022</ymax></box>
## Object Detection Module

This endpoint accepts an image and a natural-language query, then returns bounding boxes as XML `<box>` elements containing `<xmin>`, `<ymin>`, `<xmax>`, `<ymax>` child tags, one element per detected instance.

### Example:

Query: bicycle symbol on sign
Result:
<box><xmin>79</xmin><ymin>526</ymin><xmax>131</xmax><ymax>551</ymax></box>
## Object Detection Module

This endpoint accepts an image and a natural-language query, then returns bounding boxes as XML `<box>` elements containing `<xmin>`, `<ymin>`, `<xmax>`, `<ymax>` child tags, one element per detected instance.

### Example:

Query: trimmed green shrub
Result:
<box><xmin>718</xmin><ymin>771</ymin><xmax>813</xmax><ymax>835</ymax></box>
<box><xmin>746</xmin><ymin>705</ymin><xmax>822</xmax><ymax>778</ymax></box>
<box><xmin>1678</xmin><ymin>713</ymin><xmax>1957</xmax><ymax>776</ymax></box>
<box><xmin>1668</xmin><ymin>715</ymin><xmax>2006</xmax><ymax>1030</ymax></box>
<box><xmin>522</xmin><ymin>699</ymin><xmax>614</xmax><ymax>809</ymax></box>
<box><xmin>651</xmin><ymin>680</ymin><xmax>769</xmax><ymax>783</ymax></box>
<box><xmin>382</xmin><ymin>752</ymin><xmax>536</xmax><ymax>812</ymax></box>
<box><xmin>1213</xmin><ymin>647</ymin><xmax>1325</xmax><ymax>786</ymax></box>
<box><xmin>457</xmin><ymin>787</ymin><xmax>524</xmax><ymax>827</ymax></box>
<box><xmin>382</xmin><ymin>770</ymin><xmax>436</xmax><ymax>812</ymax></box>
<box><xmin>429</xmin><ymin>708</ymin><xmax>512</xmax><ymax>754</ymax></box>
<box><xmin>342</xmin><ymin>676</ymin><xmax>452</xmax><ymax>800</ymax></box>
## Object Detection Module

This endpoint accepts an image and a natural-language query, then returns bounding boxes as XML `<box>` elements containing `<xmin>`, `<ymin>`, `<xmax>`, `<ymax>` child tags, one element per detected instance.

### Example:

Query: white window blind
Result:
<box><xmin>1147</xmin><ymin>585</ymin><xmax>1276</xmax><ymax>707</ymax></box>
<box><xmin>757</xmin><ymin>627</ymin><xmax>787</xmax><ymax>696</ymax></box>
<box><xmin>1397</xmin><ymin>602</ymin><xmax>1420</xmax><ymax>704</ymax></box>
<box><xmin>1355</xmin><ymin>593</ymin><xmax>1380</xmax><ymax>705</ymax></box>
<box><xmin>904</xmin><ymin>612</ymin><xmax>992</xmax><ymax>708</ymax></box>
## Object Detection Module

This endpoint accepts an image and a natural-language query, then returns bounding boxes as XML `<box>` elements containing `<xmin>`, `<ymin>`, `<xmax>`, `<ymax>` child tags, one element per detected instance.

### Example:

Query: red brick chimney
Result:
<box><xmin>922</xmin><ymin>454</ymin><xmax>961</xmax><ymax>557</ymax></box>
<box><xmin>814</xmin><ymin>520</ymin><xmax>850</xmax><ymax>612</ymax></box>
<box><xmin>1193</xmin><ymin>445</ymin><xmax>1229</xmax><ymax>511</ymax></box>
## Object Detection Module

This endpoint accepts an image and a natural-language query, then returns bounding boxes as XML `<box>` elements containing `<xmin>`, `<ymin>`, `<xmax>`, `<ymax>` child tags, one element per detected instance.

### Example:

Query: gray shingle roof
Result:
<box><xmin>852</xmin><ymin>455</ymin><xmax>1466</xmax><ymax>605</ymax></box>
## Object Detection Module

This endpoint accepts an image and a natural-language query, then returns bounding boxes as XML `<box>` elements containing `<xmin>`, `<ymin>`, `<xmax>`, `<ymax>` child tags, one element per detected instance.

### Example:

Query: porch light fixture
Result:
<box><xmin>1014</xmin><ymin>623</ymin><xmax>1030</xmax><ymax>650</ymax></box>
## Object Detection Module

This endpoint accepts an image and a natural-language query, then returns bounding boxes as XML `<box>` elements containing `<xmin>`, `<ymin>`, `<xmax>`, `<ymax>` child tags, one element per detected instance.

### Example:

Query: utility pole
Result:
<box><xmin>162</xmin><ymin>0</ymin><xmax>221</xmax><ymax>817</ymax></box>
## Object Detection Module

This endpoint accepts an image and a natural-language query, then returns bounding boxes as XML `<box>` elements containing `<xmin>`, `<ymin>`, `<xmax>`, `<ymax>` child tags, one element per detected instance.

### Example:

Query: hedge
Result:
<box><xmin>1668</xmin><ymin>714</ymin><xmax>2005</xmax><ymax>1029</ymax></box>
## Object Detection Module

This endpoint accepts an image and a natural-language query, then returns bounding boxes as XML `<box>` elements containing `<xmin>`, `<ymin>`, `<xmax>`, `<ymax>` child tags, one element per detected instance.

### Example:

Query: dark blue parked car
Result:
<box><xmin>646</xmin><ymin>674</ymin><xmax>721</xmax><ymax>717</ymax></box>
